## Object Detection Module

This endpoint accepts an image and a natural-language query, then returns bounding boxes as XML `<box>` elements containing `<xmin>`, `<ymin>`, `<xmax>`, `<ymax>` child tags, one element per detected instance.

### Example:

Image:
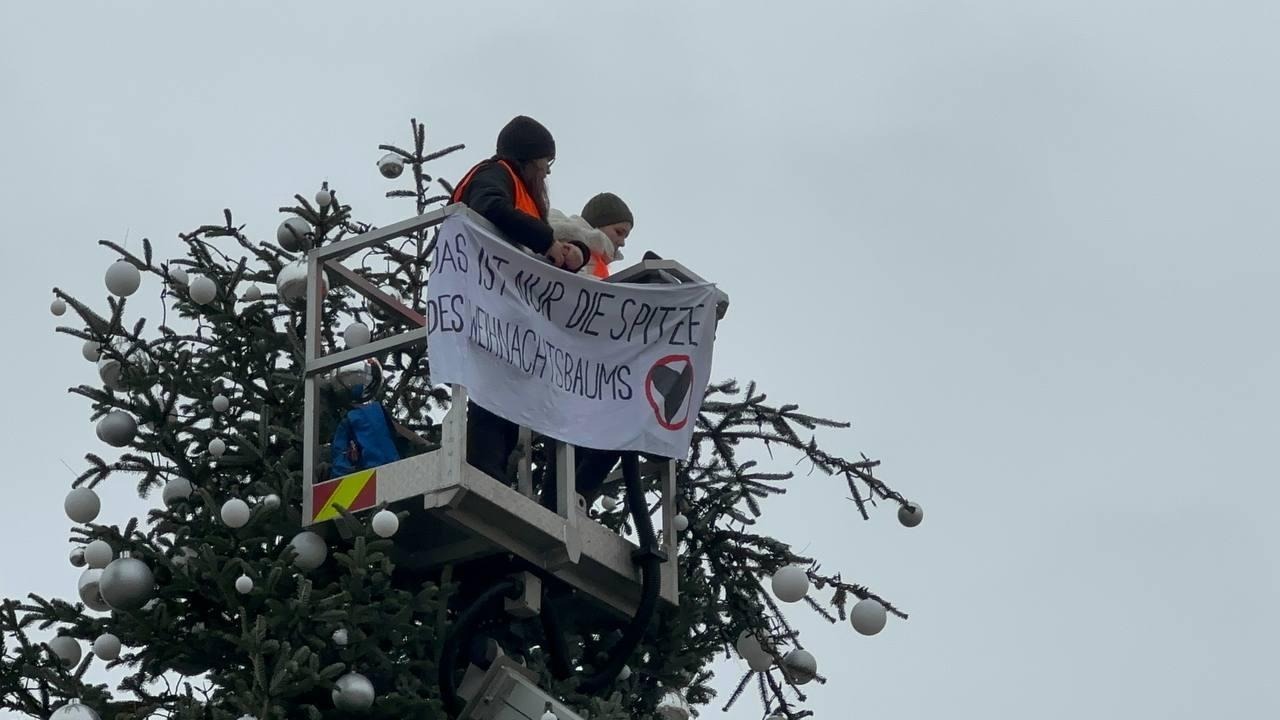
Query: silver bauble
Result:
<box><xmin>655</xmin><ymin>690</ymin><xmax>691</xmax><ymax>720</ymax></box>
<box><xmin>371</xmin><ymin>509</ymin><xmax>399</xmax><ymax>538</ymax></box>
<box><xmin>241</xmin><ymin>284</ymin><xmax>262</xmax><ymax>302</ymax></box>
<box><xmin>276</xmin><ymin>217</ymin><xmax>311</xmax><ymax>252</ymax></box>
<box><xmin>65</xmin><ymin>487</ymin><xmax>101</xmax><ymax>524</ymax></box>
<box><xmin>77</xmin><ymin>569</ymin><xmax>110</xmax><ymax>612</ymax></box>
<box><xmin>541</xmin><ymin>711</ymin><xmax>557</xmax><ymax>720</ymax></box>
<box><xmin>898</xmin><ymin>502</ymin><xmax>924</xmax><ymax>528</ymax></box>
<box><xmin>51</xmin><ymin>298</ymin><xmax>67</xmax><ymax>316</ymax></box>
<box><xmin>97</xmin><ymin>356</ymin><xmax>123</xmax><ymax>390</ymax></box>
<box><xmin>333</xmin><ymin>671</ymin><xmax>375</xmax><ymax>711</ymax></box>
<box><xmin>48</xmin><ymin>635</ymin><xmax>82</xmax><ymax>667</ymax></box>
<box><xmin>105</xmin><ymin>260</ymin><xmax>141</xmax><ymax>297</ymax></box>
<box><xmin>673</xmin><ymin>513</ymin><xmax>689</xmax><ymax>532</ymax></box>
<box><xmin>50</xmin><ymin>703</ymin><xmax>102</xmax><ymax>720</ymax></box>
<box><xmin>275</xmin><ymin>261</ymin><xmax>322</xmax><ymax>304</ymax></box>
<box><xmin>377</xmin><ymin>153</ymin><xmax>404</xmax><ymax>179</ymax></box>
<box><xmin>601</xmin><ymin>496</ymin><xmax>618</xmax><ymax>511</ymax></box>
<box><xmin>209</xmin><ymin>438</ymin><xmax>227</xmax><ymax>457</ymax></box>
<box><xmin>188</xmin><ymin>275</ymin><xmax>218</xmax><ymax>305</ymax></box>
<box><xmin>96</xmin><ymin>411</ymin><xmax>137</xmax><ymax>447</ymax></box>
<box><xmin>235</xmin><ymin>574</ymin><xmax>253</xmax><ymax>594</ymax></box>
<box><xmin>84</xmin><ymin>540</ymin><xmax>114</xmax><ymax>569</ymax></box>
<box><xmin>221</xmin><ymin>498</ymin><xmax>251</xmax><ymax>528</ymax></box>
<box><xmin>617</xmin><ymin>664</ymin><xmax>632</xmax><ymax>681</ymax></box>
<box><xmin>167</xmin><ymin>265</ymin><xmax>189</xmax><ymax>286</ymax></box>
<box><xmin>70</xmin><ymin>547</ymin><xmax>87</xmax><ymax>568</ymax></box>
<box><xmin>262</xmin><ymin>493</ymin><xmax>281</xmax><ymax>510</ymax></box>
<box><xmin>289</xmin><ymin>531</ymin><xmax>327</xmax><ymax>570</ymax></box>
<box><xmin>99</xmin><ymin>557</ymin><xmax>155</xmax><ymax>611</ymax></box>
<box><xmin>212</xmin><ymin>394</ymin><xmax>230</xmax><ymax>413</ymax></box>
<box><xmin>315</xmin><ymin>188</ymin><xmax>333</xmax><ymax>207</ymax></box>
<box><xmin>332</xmin><ymin>628</ymin><xmax>349</xmax><ymax>646</ymax></box>
<box><xmin>747</xmin><ymin>649</ymin><xmax>773</xmax><ymax>672</ymax></box>
<box><xmin>81</xmin><ymin>340</ymin><xmax>102</xmax><ymax>362</ymax></box>
<box><xmin>735</xmin><ymin>631</ymin><xmax>766</xmax><ymax>661</ymax></box>
<box><xmin>770</xmin><ymin>565</ymin><xmax>810</xmax><ymax>603</ymax></box>
<box><xmin>92</xmin><ymin>633</ymin><xmax>122</xmax><ymax>661</ymax></box>
<box><xmin>162</xmin><ymin>477</ymin><xmax>193</xmax><ymax>506</ymax></box>
<box><xmin>850</xmin><ymin>598</ymin><xmax>888</xmax><ymax>636</ymax></box>
<box><xmin>343</xmin><ymin>322</ymin><xmax>371</xmax><ymax>347</ymax></box>
<box><xmin>782</xmin><ymin>648</ymin><xmax>818</xmax><ymax>685</ymax></box>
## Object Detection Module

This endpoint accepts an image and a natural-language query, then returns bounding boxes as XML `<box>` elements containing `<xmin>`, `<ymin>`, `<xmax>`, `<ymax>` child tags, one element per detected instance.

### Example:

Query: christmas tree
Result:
<box><xmin>1</xmin><ymin>119</ymin><xmax>921</xmax><ymax>720</ymax></box>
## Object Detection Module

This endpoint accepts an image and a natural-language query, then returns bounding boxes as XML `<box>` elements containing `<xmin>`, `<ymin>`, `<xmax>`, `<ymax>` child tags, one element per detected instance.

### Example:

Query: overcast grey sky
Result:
<box><xmin>2</xmin><ymin>1</ymin><xmax>1278</xmax><ymax>718</ymax></box>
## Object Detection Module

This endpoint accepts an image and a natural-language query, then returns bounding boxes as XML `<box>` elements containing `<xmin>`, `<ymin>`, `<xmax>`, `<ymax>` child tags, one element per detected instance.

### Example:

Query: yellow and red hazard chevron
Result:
<box><xmin>311</xmin><ymin>469</ymin><xmax>378</xmax><ymax>522</ymax></box>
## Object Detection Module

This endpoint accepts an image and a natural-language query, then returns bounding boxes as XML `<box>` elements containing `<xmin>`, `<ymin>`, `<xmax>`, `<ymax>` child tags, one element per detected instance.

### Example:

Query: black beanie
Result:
<box><xmin>581</xmin><ymin>192</ymin><xmax>634</xmax><ymax>228</ymax></box>
<box><xmin>496</xmin><ymin>116</ymin><xmax>556</xmax><ymax>162</ymax></box>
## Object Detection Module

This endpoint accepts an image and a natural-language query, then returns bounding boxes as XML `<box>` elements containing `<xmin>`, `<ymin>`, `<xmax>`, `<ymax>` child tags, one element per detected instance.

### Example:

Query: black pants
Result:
<box><xmin>465</xmin><ymin>402</ymin><xmax>622</xmax><ymax>511</ymax></box>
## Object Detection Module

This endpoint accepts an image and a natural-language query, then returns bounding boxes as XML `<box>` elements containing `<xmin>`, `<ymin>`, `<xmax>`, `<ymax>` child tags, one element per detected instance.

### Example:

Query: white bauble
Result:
<box><xmin>371</xmin><ymin>509</ymin><xmax>399</xmax><ymax>538</ymax></box>
<box><xmin>289</xmin><ymin>531</ymin><xmax>327</xmax><ymax>570</ymax></box>
<box><xmin>241</xmin><ymin>284</ymin><xmax>262</xmax><ymax>302</ymax></box>
<box><xmin>81</xmin><ymin>340</ymin><xmax>102</xmax><ymax>362</ymax></box>
<box><xmin>783</xmin><ymin>648</ymin><xmax>818</xmax><ymax>685</ymax></box>
<box><xmin>77</xmin><ymin>569</ymin><xmax>110</xmax><ymax>612</ymax></box>
<box><xmin>162</xmin><ymin>477</ymin><xmax>193</xmax><ymax>506</ymax></box>
<box><xmin>84</xmin><ymin>540</ymin><xmax>114</xmax><ymax>569</ymax></box>
<box><xmin>69</xmin><ymin>547</ymin><xmax>87</xmax><ymax>568</ymax></box>
<box><xmin>673</xmin><ymin>514</ymin><xmax>689</xmax><ymax>532</ymax></box>
<box><xmin>50</xmin><ymin>703</ymin><xmax>101</xmax><ymax>720</ymax></box>
<box><xmin>275</xmin><ymin>261</ymin><xmax>324</xmax><ymax>304</ymax></box>
<box><xmin>656</xmin><ymin>690</ymin><xmax>691</xmax><ymax>720</ymax></box>
<box><xmin>276</xmin><ymin>217</ymin><xmax>311</xmax><ymax>252</ymax></box>
<box><xmin>850</xmin><ymin>598</ymin><xmax>888</xmax><ymax>636</ymax></box>
<box><xmin>333</xmin><ymin>671</ymin><xmax>375</xmax><ymax>711</ymax></box>
<box><xmin>235</xmin><ymin>574</ymin><xmax>253</xmax><ymax>594</ymax></box>
<box><xmin>105</xmin><ymin>260</ymin><xmax>141</xmax><ymax>297</ymax></box>
<box><xmin>771</xmin><ymin>565</ymin><xmax>810</xmax><ymax>603</ymax></box>
<box><xmin>99</xmin><ymin>557</ymin><xmax>155</xmax><ymax>611</ymax></box>
<box><xmin>188</xmin><ymin>275</ymin><xmax>217</xmax><ymax>305</ymax></box>
<box><xmin>51</xmin><ymin>298</ymin><xmax>67</xmax><ymax>316</ymax></box>
<box><xmin>92</xmin><ymin>633</ymin><xmax>121</xmax><ymax>661</ymax></box>
<box><xmin>898</xmin><ymin>502</ymin><xmax>924</xmax><ymax>528</ymax></box>
<box><xmin>316</xmin><ymin>188</ymin><xmax>333</xmax><ymax>207</ymax></box>
<box><xmin>221</xmin><ymin>499</ymin><xmax>251</xmax><ymax>529</ymax></box>
<box><xmin>617</xmin><ymin>664</ymin><xmax>632</xmax><ymax>681</ymax></box>
<box><xmin>377</xmin><ymin>153</ymin><xmax>404</xmax><ymax>179</ymax></box>
<box><xmin>65</xmin><ymin>487</ymin><xmax>101</xmax><ymax>524</ymax></box>
<box><xmin>212</xmin><ymin>394</ymin><xmax>230</xmax><ymax>413</ymax></box>
<box><xmin>94</xmin><ymin>409</ymin><xmax>136</xmax><ymax>443</ymax></box>
<box><xmin>332</xmin><ymin>628</ymin><xmax>349</xmax><ymax>646</ymax></box>
<box><xmin>209</xmin><ymin>438</ymin><xmax>227</xmax><ymax>457</ymax></box>
<box><xmin>343</xmin><ymin>322</ymin><xmax>371</xmax><ymax>347</ymax></box>
<box><xmin>48</xmin><ymin>635</ymin><xmax>82</xmax><ymax>667</ymax></box>
<box><xmin>167</xmin><ymin>265</ymin><xmax>189</xmax><ymax>286</ymax></box>
<box><xmin>601</xmin><ymin>496</ymin><xmax>618</xmax><ymax>511</ymax></box>
<box><xmin>541</xmin><ymin>711</ymin><xmax>557</xmax><ymax>720</ymax></box>
<box><xmin>263</xmin><ymin>493</ymin><xmax>281</xmax><ymax>510</ymax></box>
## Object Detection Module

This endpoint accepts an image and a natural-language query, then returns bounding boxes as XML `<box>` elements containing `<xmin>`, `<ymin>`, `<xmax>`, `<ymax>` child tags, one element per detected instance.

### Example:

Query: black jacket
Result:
<box><xmin>454</xmin><ymin>159</ymin><xmax>589</xmax><ymax>267</ymax></box>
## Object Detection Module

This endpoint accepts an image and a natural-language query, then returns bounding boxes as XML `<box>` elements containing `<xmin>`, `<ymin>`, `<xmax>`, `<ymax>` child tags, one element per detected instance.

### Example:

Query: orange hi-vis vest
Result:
<box><xmin>451</xmin><ymin>159</ymin><xmax>542</xmax><ymax>219</ymax></box>
<box><xmin>585</xmin><ymin>252</ymin><xmax>610</xmax><ymax>279</ymax></box>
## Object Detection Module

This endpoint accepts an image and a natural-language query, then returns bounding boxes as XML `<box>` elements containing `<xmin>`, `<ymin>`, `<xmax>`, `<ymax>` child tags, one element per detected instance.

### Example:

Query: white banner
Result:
<box><xmin>426</xmin><ymin>212</ymin><xmax>720</xmax><ymax>458</ymax></box>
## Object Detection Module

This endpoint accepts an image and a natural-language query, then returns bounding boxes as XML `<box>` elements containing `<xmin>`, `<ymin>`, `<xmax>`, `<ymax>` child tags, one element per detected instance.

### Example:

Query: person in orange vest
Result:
<box><xmin>453</xmin><ymin>116</ymin><xmax>593</xmax><ymax>486</ymax></box>
<box><xmin>548</xmin><ymin>192</ymin><xmax>634</xmax><ymax>279</ymax></box>
<box><xmin>450</xmin><ymin>115</ymin><xmax>591</xmax><ymax>271</ymax></box>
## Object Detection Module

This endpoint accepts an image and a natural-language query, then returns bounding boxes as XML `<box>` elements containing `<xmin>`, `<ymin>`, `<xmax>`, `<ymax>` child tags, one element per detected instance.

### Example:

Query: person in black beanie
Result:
<box><xmin>450</xmin><ymin>116</ymin><xmax>588</xmax><ymax>270</ymax></box>
<box><xmin>452</xmin><ymin>116</ymin><xmax>591</xmax><ymax>486</ymax></box>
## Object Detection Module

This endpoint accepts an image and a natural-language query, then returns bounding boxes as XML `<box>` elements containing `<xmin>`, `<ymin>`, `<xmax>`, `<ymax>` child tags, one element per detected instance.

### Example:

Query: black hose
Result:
<box><xmin>438</xmin><ymin>579</ymin><xmax>519</xmax><ymax>717</ymax></box>
<box><xmin>577</xmin><ymin>452</ymin><xmax>664</xmax><ymax>694</ymax></box>
<box><xmin>538</xmin><ymin>586</ymin><xmax>574</xmax><ymax>681</ymax></box>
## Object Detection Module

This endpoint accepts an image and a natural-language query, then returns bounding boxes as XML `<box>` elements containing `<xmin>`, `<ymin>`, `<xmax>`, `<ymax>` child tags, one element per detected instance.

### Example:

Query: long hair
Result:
<box><xmin>511</xmin><ymin>159</ymin><xmax>550</xmax><ymax>219</ymax></box>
